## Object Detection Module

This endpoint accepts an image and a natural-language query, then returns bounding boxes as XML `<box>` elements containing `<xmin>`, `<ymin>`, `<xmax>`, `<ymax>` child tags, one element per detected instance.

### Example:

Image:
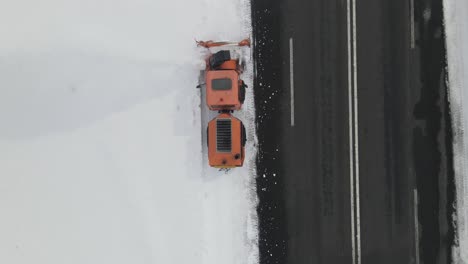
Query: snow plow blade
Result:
<box><xmin>196</xmin><ymin>38</ymin><xmax>250</xmax><ymax>48</ymax></box>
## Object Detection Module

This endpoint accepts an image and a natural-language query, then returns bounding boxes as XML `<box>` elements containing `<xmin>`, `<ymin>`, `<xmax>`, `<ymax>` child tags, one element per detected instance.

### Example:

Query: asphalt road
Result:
<box><xmin>252</xmin><ymin>0</ymin><xmax>454</xmax><ymax>263</ymax></box>
<box><xmin>356</xmin><ymin>0</ymin><xmax>416</xmax><ymax>262</ymax></box>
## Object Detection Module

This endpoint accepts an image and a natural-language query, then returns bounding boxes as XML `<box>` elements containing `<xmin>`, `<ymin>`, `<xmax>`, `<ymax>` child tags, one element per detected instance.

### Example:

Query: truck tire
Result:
<box><xmin>241</xmin><ymin>123</ymin><xmax>247</xmax><ymax>147</ymax></box>
<box><xmin>210</xmin><ymin>50</ymin><xmax>231</xmax><ymax>70</ymax></box>
<box><xmin>239</xmin><ymin>81</ymin><xmax>246</xmax><ymax>104</ymax></box>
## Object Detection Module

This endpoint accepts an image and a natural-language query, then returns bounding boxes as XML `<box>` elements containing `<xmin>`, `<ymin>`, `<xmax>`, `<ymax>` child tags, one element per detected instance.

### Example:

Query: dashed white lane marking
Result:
<box><xmin>290</xmin><ymin>37</ymin><xmax>295</xmax><ymax>127</ymax></box>
<box><xmin>414</xmin><ymin>189</ymin><xmax>420</xmax><ymax>264</ymax></box>
<box><xmin>410</xmin><ymin>0</ymin><xmax>415</xmax><ymax>49</ymax></box>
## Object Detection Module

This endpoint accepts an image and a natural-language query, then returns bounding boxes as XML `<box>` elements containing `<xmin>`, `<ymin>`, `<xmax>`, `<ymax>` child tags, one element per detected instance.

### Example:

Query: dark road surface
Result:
<box><xmin>252</xmin><ymin>0</ymin><xmax>455</xmax><ymax>263</ymax></box>
<box><xmin>356</xmin><ymin>0</ymin><xmax>416</xmax><ymax>262</ymax></box>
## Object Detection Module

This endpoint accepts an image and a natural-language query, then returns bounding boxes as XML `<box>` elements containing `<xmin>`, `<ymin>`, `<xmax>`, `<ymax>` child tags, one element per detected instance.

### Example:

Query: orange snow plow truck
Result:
<box><xmin>197</xmin><ymin>39</ymin><xmax>250</xmax><ymax>168</ymax></box>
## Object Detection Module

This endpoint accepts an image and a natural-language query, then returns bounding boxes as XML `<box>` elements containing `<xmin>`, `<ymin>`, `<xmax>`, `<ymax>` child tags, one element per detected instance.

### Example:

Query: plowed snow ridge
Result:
<box><xmin>444</xmin><ymin>0</ymin><xmax>468</xmax><ymax>263</ymax></box>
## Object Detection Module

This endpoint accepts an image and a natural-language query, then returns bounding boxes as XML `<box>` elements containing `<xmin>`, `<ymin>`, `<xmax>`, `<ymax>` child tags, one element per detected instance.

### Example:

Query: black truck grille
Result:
<box><xmin>216</xmin><ymin>119</ymin><xmax>232</xmax><ymax>152</ymax></box>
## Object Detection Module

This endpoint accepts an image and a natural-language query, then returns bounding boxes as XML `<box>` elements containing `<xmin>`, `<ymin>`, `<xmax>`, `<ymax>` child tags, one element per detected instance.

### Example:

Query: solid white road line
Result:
<box><xmin>290</xmin><ymin>37</ymin><xmax>295</xmax><ymax>127</ymax></box>
<box><xmin>348</xmin><ymin>0</ymin><xmax>361</xmax><ymax>263</ymax></box>
<box><xmin>352</xmin><ymin>0</ymin><xmax>361</xmax><ymax>263</ymax></box>
<box><xmin>410</xmin><ymin>0</ymin><xmax>415</xmax><ymax>49</ymax></box>
<box><xmin>347</xmin><ymin>0</ymin><xmax>356</xmax><ymax>263</ymax></box>
<box><xmin>414</xmin><ymin>189</ymin><xmax>420</xmax><ymax>264</ymax></box>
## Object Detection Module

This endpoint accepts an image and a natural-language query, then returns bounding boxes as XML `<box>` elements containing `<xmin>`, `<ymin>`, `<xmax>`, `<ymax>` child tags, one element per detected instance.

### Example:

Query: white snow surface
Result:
<box><xmin>0</xmin><ymin>1</ymin><xmax>258</xmax><ymax>264</ymax></box>
<box><xmin>444</xmin><ymin>0</ymin><xmax>468</xmax><ymax>263</ymax></box>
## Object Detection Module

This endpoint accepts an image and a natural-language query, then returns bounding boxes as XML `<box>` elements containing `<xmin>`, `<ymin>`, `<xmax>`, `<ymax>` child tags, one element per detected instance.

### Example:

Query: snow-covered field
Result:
<box><xmin>0</xmin><ymin>1</ymin><xmax>258</xmax><ymax>264</ymax></box>
<box><xmin>444</xmin><ymin>0</ymin><xmax>468</xmax><ymax>263</ymax></box>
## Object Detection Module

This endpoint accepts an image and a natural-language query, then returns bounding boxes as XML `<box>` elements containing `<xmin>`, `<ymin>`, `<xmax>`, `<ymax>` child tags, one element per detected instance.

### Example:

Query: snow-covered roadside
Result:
<box><xmin>0</xmin><ymin>0</ymin><xmax>257</xmax><ymax>264</ymax></box>
<box><xmin>443</xmin><ymin>1</ymin><xmax>468</xmax><ymax>263</ymax></box>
